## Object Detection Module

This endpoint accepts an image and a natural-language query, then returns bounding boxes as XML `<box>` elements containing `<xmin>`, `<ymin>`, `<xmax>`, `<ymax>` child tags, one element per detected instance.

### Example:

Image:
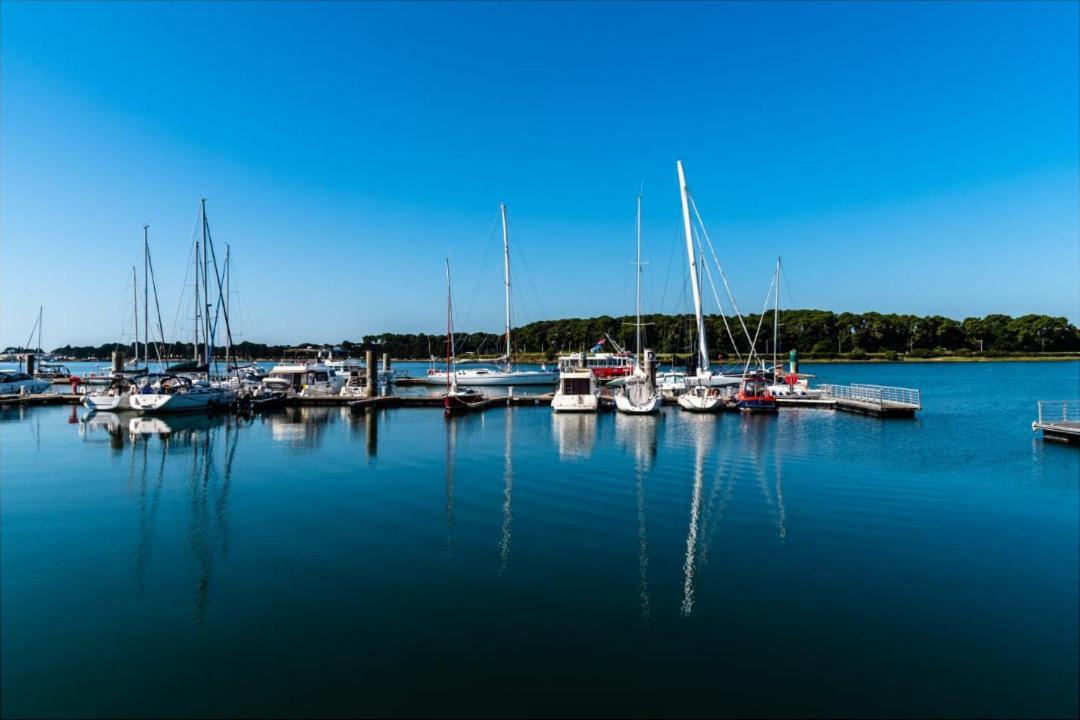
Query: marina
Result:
<box><xmin>1</xmin><ymin>359</ymin><xmax>1076</xmax><ymax>719</ymax></box>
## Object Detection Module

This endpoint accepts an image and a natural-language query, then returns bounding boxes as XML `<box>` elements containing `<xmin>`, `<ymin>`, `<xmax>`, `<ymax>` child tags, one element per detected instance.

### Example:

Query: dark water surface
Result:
<box><xmin>2</xmin><ymin>362</ymin><xmax>1077</xmax><ymax>718</ymax></box>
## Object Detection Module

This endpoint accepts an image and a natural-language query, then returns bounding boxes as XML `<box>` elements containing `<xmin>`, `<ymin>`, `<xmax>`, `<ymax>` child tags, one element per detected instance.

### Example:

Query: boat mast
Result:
<box><xmin>193</xmin><ymin>233</ymin><xmax>201</xmax><ymax>362</ymax></box>
<box><xmin>445</xmin><ymin>258</ymin><xmax>455</xmax><ymax>392</ymax></box>
<box><xmin>677</xmin><ymin>161</ymin><xmax>709</xmax><ymax>375</ymax></box>
<box><xmin>143</xmin><ymin>225</ymin><xmax>149</xmax><ymax>368</ymax></box>
<box><xmin>635</xmin><ymin>190</ymin><xmax>643</xmax><ymax>366</ymax></box>
<box><xmin>225</xmin><ymin>244</ymin><xmax>231</xmax><ymax>371</ymax></box>
<box><xmin>37</xmin><ymin>306</ymin><xmax>42</xmax><ymax>356</ymax></box>
<box><xmin>132</xmin><ymin>266</ymin><xmax>139</xmax><ymax>362</ymax></box>
<box><xmin>500</xmin><ymin>203</ymin><xmax>512</xmax><ymax>371</ymax></box>
<box><xmin>201</xmin><ymin>198</ymin><xmax>212</xmax><ymax>370</ymax></box>
<box><xmin>773</xmin><ymin>257</ymin><xmax>780</xmax><ymax>376</ymax></box>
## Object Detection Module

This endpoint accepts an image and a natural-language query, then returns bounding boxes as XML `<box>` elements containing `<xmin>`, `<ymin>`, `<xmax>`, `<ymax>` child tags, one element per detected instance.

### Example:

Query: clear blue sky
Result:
<box><xmin>2</xmin><ymin>0</ymin><xmax>1077</xmax><ymax>347</ymax></box>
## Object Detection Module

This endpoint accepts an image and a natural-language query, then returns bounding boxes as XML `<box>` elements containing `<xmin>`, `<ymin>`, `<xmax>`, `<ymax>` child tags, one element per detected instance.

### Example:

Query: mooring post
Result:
<box><xmin>644</xmin><ymin>348</ymin><xmax>656</xmax><ymax>385</ymax></box>
<box><xmin>112</xmin><ymin>350</ymin><xmax>125</xmax><ymax>373</ymax></box>
<box><xmin>25</xmin><ymin>353</ymin><xmax>37</xmax><ymax>377</ymax></box>
<box><xmin>365</xmin><ymin>350</ymin><xmax>375</xmax><ymax>397</ymax></box>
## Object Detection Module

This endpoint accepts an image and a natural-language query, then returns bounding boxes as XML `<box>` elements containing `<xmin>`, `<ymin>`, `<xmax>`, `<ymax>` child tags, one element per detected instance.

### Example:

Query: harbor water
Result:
<box><xmin>1</xmin><ymin>361</ymin><xmax>1077</xmax><ymax>717</ymax></box>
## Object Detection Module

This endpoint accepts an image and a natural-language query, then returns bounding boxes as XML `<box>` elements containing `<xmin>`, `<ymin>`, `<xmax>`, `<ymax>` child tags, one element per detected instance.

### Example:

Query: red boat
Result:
<box><xmin>444</xmin><ymin>388</ymin><xmax>488</xmax><ymax>415</ymax></box>
<box><xmin>735</xmin><ymin>374</ymin><xmax>778</xmax><ymax>412</ymax></box>
<box><xmin>557</xmin><ymin>351</ymin><xmax>634</xmax><ymax>379</ymax></box>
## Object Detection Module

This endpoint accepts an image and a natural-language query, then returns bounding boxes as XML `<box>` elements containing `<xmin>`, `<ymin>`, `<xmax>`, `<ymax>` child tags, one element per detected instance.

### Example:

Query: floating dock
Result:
<box><xmin>1032</xmin><ymin>400</ymin><xmax>1079</xmax><ymax>445</ymax></box>
<box><xmin>820</xmin><ymin>384</ymin><xmax>921</xmax><ymax>418</ymax></box>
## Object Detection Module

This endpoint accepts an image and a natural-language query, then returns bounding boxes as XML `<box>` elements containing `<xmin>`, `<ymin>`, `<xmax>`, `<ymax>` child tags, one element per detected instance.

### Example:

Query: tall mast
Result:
<box><xmin>225</xmin><ymin>244</ymin><xmax>231</xmax><ymax>371</ymax></box>
<box><xmin>37</xmin><ymin>306</ymin><xmax>42</xmax><ymax>355</ymax></box>
<box><xmin>143</xmin><ymin>225</ymin><xmax>149</xmax><ymax>368</ymax></box>
<box><xmin>132</xmin><ymin>266</ymin><xmax>139</xmax><ymax>361</ymax></box>
<box><xmin>773</xmin><ymin>257</ymin><xmax>780</xmax><ymax>376</ymax></box>
<box><xmin>445</xmin><ymin>258</ymin><xmax>455</xmax><ymax>391</ymax></box>
<box><xmin>635</xmin><ymin>190</ymin><xmax>643</xmax><ymax>362</ymax></box>
<box><xmin>201</xmin><ymin>198</ymin><xmax>211</xmax><ymax>369</ymax></box>
<box><xmin>677</xmin><ymin>161</ymin><xmax>709</xmax><ymax>375</ymax></box>
<box><xmin>193</xmin><ymin>233</ymin><xmax>201</xmax><ymax>362</ymax></box>
<box><xmin>500</xmin><ymin>203</ymin><xmax>512</xmax><ymax>370</ymax></box>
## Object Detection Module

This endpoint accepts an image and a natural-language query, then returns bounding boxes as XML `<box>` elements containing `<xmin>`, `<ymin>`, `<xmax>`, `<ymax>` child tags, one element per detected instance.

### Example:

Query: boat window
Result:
<box><xmin>563</xmin><ymin>377</ymin><xmax>592</xmax><ymax>395</ymax></box>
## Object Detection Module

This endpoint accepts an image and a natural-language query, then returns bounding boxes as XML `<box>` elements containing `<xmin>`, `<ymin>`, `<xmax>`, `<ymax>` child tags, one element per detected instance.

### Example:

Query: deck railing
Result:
<box><xmin>821</xmin><ymin>383</ymin><xmax>922</xmax><ymax>410</ymax></box>
<box><xmin>1036</xmin><ymin>400</ymin><xmax>1080</xmax><ymax>425</ymax></box>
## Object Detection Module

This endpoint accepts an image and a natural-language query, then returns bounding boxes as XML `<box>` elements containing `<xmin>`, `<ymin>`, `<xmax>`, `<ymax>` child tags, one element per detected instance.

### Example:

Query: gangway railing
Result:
<box><xmin>1036</xmin><ymin>400</ymin><xmax>1080</xmax><ymax>425</ymax></box>
<box><xmin>820</xmin><ymin>383</ymin><xmax>922</xmax><ymax>410</ymax></box>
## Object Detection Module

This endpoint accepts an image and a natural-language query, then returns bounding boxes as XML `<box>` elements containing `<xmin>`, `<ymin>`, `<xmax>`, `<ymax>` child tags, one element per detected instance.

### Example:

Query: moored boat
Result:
<box><xmin>735</xmin><ymin>373</ymin><xmax>778</xmax><ymax>412</ymax></box>
<box><xmin>552</xmin><ymin>368</ymin><xmax>599</xmax><ymax>413</ymax></box>
<box><xmin>615</xmin><ymin>191</ymin><xmax>662</xmax><ymax>415</ymax></box>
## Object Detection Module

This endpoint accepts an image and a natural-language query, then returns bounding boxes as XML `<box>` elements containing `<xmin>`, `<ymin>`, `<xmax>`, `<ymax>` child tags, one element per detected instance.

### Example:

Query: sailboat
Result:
<box><xmin>131</xmin><ymin>200</ymin><xmax>232</xmax><ymax>413</ymax></box>
<box><xmin>615</xmin><ymin>191</ymin><xmax>662</xmax><ymax>414</ymax></box>
<box><xmin>442</xmin><ymin>258</ymin><xmax>488</xmax><ymax>415</ymax></box>
<box><xmin>86</xmin><ymin>227</ymin><xmax>167</xmax><ymax>410</ymax></box>
<box><xmin>425</xmin><ymin>204</ymin><xmax>557</xmax><ymax>387</ymax></box>
<box><xmin>675</xmin><ymin>161</ymin><xmax>726</xmax><ymax>413</ymax></box>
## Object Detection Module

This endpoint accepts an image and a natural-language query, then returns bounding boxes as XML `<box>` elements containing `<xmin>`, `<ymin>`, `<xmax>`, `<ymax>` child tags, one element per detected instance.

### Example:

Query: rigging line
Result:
<box><xmin>656</xmin><ymin>219</ymin><xmax>682</xmax><ymax>314</ymax></box>
<box><xmin>688</xmin><ymin>193</ymin><xmax>756</xmax><ymax>353</ymax></box>
<box><xmin>146</xmin><ymin>235</ymin><xmax>168</xmax><ymax>365</ymax></box>
<box><xmin>693</xmin><ymin>222</ymin><xmax>743</xmax><ymax>362</ymax></box>
<box><xmin>508</xmin><ymin>215</ymin><xmax>548</xmax><ymax>323</ymax></box>
<box><xmin>742</xmin><ymin>272</ymin><xmax>777</xmax><ymax>376</ymax></box>
<box><xmin>461</xmin><ymin>208</ymin><xmax>501</xmax><ymax>330</ymax></box>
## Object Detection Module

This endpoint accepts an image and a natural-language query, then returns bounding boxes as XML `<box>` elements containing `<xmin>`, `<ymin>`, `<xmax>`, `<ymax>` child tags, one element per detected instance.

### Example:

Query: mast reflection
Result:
<box><xmin>615</xmin><ymin>412</ymin><xmax>659</xmax><ymax>623</ymax></box>
<box><xmin>499</xmin><ymin>407</ymin><xmax>513</xmax><ymax>574</ymax></box>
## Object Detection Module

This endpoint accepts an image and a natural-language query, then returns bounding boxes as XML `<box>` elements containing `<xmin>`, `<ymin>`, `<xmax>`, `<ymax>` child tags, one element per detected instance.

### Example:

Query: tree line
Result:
<box><xmin>31</xmin><ymin>310</ymin><xmax>1079</xmax><ymax>361</ymax></box>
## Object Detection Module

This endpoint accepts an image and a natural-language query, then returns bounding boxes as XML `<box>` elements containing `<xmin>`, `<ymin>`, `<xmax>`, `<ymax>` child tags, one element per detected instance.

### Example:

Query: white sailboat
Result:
<box><xmin>424</xmin><ymin>204</ymin><xmax>556</xmax><ymax>387</ymax></box>
<box><xmin>675</xmin><ymin>161</ymin><xmax>726</xmax><ymax>413</ymax></box>
<box><xmin>131</xmin><ymin>200</ymin><xmax>232</xmax><ymax>413</ymax></box>
<box><xmin>615</xmin><ymin>191</ymin><xmax>662</xmax><ymax>414</ymax></box>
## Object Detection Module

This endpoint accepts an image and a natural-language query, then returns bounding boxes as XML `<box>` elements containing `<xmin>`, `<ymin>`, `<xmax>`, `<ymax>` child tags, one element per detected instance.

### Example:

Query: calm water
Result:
<box><xmin>2</xmin><ymin>362</ymin><xmax>1077</xmax><ymax>718</ymax></box>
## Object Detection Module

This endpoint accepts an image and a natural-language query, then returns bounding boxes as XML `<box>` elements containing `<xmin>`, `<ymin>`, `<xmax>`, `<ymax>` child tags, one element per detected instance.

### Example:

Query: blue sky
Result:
<box><xmin>2</xmin><ymin>1</ymin><xmax>1078</xmax><ymax>347</ymax></box>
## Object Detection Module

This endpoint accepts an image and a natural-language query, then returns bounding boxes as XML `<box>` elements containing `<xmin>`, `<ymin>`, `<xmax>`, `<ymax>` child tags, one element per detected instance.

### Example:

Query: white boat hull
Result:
<box><xmin>83</xmin><ymin>391</ymin><xmax>133</xmax><ymax>411</ymax></box>
<box><xmin>422</xmin><ymin>369</ymin><xmax>557</xmax><ymax>386</ymax></box>
<box><xmin>677</xmin><ymin>387</ymin><xmax>725</xmax><ymax>412</ymax></box>
<box><xmin>130</xmin><ymin>389</ymin><xmax>229</xmax><ymax>413</ymax></box>
<box><xmin>615</xmin><ymin>377</ymin><xmax>662</xmax><ymax>414</ymax></box>
<box><xmin>551</xmin><ymin>394</ymin><xmax>599</xmax><ymax>413</ymax></box>
<box><xmin>0</xmin><ymin>378</ymin><xmax>51</xmax><ymax>395</ymax></box>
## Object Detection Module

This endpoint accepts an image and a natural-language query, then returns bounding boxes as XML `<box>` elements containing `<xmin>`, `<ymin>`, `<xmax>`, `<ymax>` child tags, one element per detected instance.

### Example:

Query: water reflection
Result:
<box><xmin>122</xmin><ymin>413</ymin><xmax>237</xmax><ymax>624</ymax></box>
<box><xmin>552</xmin><ymin>412</ymin><xmax>597</xmax><ymax>460</ymax></box>
<box><xmin>499</xmin><ymin>408</ymin><xmax>514</xmax><ymax>574</ymax></box>
<box><xmin>679</xmin><ymin>414</ymin><xmax>712</xmax><ymax>618</ymax></box>
<box><xmin>615</xmin><ymin>413</ymin><xmax>660</xmax><ymax>623</ymax></box>
<box><xmin>79</xmin><ymin>411</ymin><xmax>126</xmax><ymax>452</ymax></box>
<box><xmin>444</xmin><ymin>414</ymin><xmax>456</xmax><ymax>557</ymax></box>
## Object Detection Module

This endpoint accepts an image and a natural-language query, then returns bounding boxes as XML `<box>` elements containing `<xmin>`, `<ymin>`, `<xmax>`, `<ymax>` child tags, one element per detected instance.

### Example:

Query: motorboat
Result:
<box><xmin>33</xmin><ymin>363</ymin><xmax>72</xmax><ymax>381</ymax></box>
<box><xmin>0</xmin><ymin>371</ymin><xmax>51</xmax><ymax>395</ymax></box>
<box><xmin>262</xmin><ymin>354</ymin><xmax>345</xmax><ymax>397</ymax></box>
<box><xmin>735</xmin><ymin>373</ymin><xmax>778</xmax><ymax>412</ymax></box>
<box><xmin>551</xmin><ymin>368</ymin><xmax>599</xmax><ymax>413</ymax></box>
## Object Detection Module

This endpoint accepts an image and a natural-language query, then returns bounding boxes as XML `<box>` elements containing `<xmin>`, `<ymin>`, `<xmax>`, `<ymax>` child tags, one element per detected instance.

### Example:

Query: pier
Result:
<box><xmin>820</xmin><ymin>383</ymin><xmax>922</xmax><ymax>418</ymax></box>
<box><xmin>1032</xmin><ymin>400</ymin><xmax>1080</xmax><ymax>444</ymax></box>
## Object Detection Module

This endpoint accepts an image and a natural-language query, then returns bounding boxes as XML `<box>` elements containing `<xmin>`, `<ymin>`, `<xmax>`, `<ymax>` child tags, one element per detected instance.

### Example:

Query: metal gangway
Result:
<box><xmin>1032</xmin><ymin>400</ymin><xmax>1080</xmax><ymax>444</ymax></box>
<box><xmin>820</xmin><ymin>383</ymin><xmax>922</xmax><ymax>417</ymax></box>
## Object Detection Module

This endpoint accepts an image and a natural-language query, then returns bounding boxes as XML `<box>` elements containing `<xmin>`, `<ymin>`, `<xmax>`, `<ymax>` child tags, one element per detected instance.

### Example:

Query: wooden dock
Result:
<box><xmin>0</xmin><ymin>392</ymin><xmax>81</xmax><ymax>407</ymax></box>
<box><xmin>1032</xmin><ymin>400</ymin><xmax>1080</xmax><ymax>445</ymax></box>
<box><xmin>820</xmin><ymin>383</ymin><xmax>921</xmax><ymax>418</ymax></box>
